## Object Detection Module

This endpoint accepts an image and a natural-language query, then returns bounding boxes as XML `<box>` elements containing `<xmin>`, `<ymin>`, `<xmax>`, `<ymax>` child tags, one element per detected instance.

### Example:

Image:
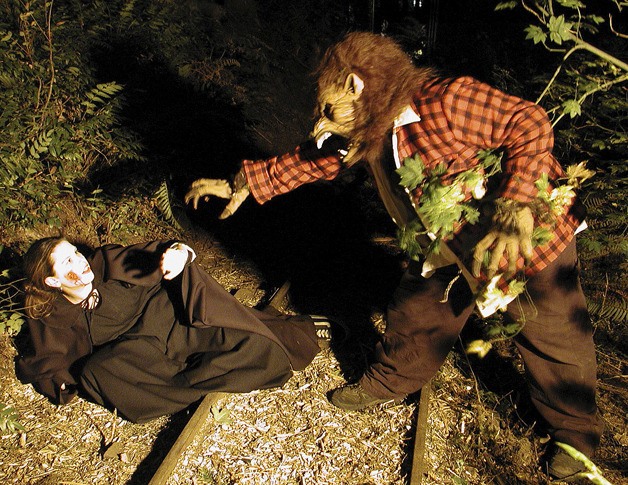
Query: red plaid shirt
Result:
<box><xmin>243</xmin><ymin>76</ymin><xmax>584</xmax><ymax>279</ymax></box>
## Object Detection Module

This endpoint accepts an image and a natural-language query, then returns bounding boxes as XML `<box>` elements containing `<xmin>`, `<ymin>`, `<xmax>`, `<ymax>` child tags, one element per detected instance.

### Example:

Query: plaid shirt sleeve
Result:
<box><xmin>418</xmin><ymin>77</ymin><xmax>565</xmax><ymax>203</ymax></box>
<box><xmin>242</xmin><ymin>138</ymin><xmax>346</xmax><ymax>204</ymax></box>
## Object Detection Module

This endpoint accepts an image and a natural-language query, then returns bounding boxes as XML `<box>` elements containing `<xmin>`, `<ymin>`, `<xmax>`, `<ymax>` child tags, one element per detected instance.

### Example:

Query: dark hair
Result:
<box><xmin>23</xmin><ymin>237</ymin><xmax>67</xmax><ymax>319</ymax></box>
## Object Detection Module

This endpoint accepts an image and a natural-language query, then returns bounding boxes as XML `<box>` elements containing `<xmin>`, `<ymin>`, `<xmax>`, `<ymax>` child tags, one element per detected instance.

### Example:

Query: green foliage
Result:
<box><xmin>485</xmin><ymin>313</ymin><xmax>524</xmax><ymax>341</ymax></box>
<box><xmin>0</xmin><ymin>0</ymin><xmax>144</xmax><ymax>233</ymax></box>
<box><xmin>547</xmin><ymin>14</ymin><xmax>574</xmax><ymax>45</ymax></box>
<box><xmin>210</xmin><ymin>402</ymin><xmax>232</xmax><ymax>425</ymax></box>
<box><xmin>0</xmin><ymin>310</ymin><xmax>24</xmax><ymax>336</ymax></box>
<box><xmin>496</xmin><ymin>1</ymin><xmax>627</xmax><ymax>124</ymax></box>
<box><xmin>0</xmin><ymin>402</ymin><xmax>25</xmax><ymax>434</ymax></box>
<box><xmin>0</xmin><ymin>246</ymin><xmax>24</xmax><ymax>336</ymax></box>
<box><xmin>418</xmin><ymin>164</ymin><xmax>480</xmax><ymax>243</ymax></box>
<box><xmin>397</xmin><ymin>219</ymin><xmax>427</xmax><ymax>261</ymax></box>
<box><xmin>580</xmin><ymin>179</ymin><xmax>627</xmax><ymax>321</ymax></box>
<box><xmin>92</xmin><ymin>191</ymin><xmax>157</xmax><ymax>243</ymax></box>
<box><xmin>396</xmin><ymin>156</ymin><xmax>487</xmax><ymax>256</ymax></box>
<box><xmin>81</xmin><ymin>0</ymin><xmax>267</xmax><ymax>105</ymax></box>
<box><xmin>154</xmin><ymin>180</ymin><xmax>184</xmax><ymax>232</ymax></box>
<box><xmin>198</xmin><ymin>466</ymin><xmax>231</xmax><ymax>485</ymax></box>
<box><xmin>588</xmin><ymin>298</ymin><xmax>628</xmax><ymax>325</ymax></box>
<box><xmin>495</xmin><ymin>0</ymin><xmax>627</xmax><ymax>325</ymax></box>
<box><xmin>396</xmin><ymin>153</ymin><xmax>426</xmax><ymax>190</ymax></box>
<box><xmin>0</xmin><ymin>0</ymin><xmax>348</xmax><ymax>242</ymax></box>
<box><xmin>396</xmin><ymin>149</ymin><xmax>505</xmax><ymax>258</ymax></box>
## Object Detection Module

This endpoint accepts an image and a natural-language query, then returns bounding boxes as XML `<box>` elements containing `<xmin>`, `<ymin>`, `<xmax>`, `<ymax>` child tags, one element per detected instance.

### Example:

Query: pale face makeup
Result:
<box><xmin>45</xmin><ymin>241</ymin><xmax>95</xmax><ymax>301</ymax></box>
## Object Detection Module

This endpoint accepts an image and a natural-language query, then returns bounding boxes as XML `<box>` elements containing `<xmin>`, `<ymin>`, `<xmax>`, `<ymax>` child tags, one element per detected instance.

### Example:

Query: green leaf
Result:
<box><xmin>587</xmin><ymin>15</ymin><xmax>605</xmax><ymax>25</ymax></box>
<box><xmin>463</xmin><ymin>204</ymin><xmax>480</xmax><ymax>225</ymax></box>
<box><xmin>494</xmin><ymin>2</ymin><xmax>517</xmax><ymax>11</ymax></box>
<box><xmin>532</xmin><ymin>226</ymin><xmax>554</xmax><ymax>247</ymax></box>
<box><xmin>525</xmin><ymin>25</ymin><xmax>547</xmax><ymax>44</ymax></box>
<box><xmin>466</xmin><ymin>339</ymin><xmax>492</xmax><ymax>358</ymax></box>
<box><xmin>548</xmin><ymin>16</ymin><xmax>573</xmax><ymax>45</ymax></box>
<box><xmin>397</xmin><ymin>154</ymin><xmax>426</xmax><ymax>190</ymax></box>
<box><xmin>458</xmin><ymin>169</ymin><xmax>482</xmax><ymax>188</ymax></box>
<box><xmin>562</xmin><ymin>99</ymin><xmax>582</xmax><ymax>118</ymax></box>
<box><xmin>477</xmin><ymin>149</ymin><xmax>503</xmax><ymax>176</ymax></box>
<box><xmin>535</xmin><ymin>173</ymin><xmax>550</xmax><ymax>195</ymax></box>
<box><xmin>210</xmin><ymin>404</ymin><xmax>232</xmax><ymax>425</ymax></box>
<box><xmin>0</xmin><ymin>403</ymin><xmax>25</xmax><ymax>433</ymax></box>
<box><xmin>507</xmin><ymin>279</ymin><xmax>526</xmax><ymax>297</ymax></box>
<box><xmin>397</xmin><ymin>219</ymin><xmax>426</xmax><ymax>261</ymax></box>
<box><xmin>503</xmin><ymin>322</ymin><xmax>523</xmax><ymax>336</ymax></box>
<box><xmin>556</xmin><ymin>0</ymin><xmax>585</xmax><ymax>8</ymax></box>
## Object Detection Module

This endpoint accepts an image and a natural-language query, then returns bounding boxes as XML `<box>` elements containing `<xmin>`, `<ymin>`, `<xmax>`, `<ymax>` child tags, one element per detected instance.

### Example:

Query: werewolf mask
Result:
<box><xmin>312</xmin><ymin>73</ymin><xmax>363</xmax><ymax>163</ymax></box>
<box><xmin>310</xmin><ymin>32</ymin><xmax>435</xmax><ymax>167</ymax></box>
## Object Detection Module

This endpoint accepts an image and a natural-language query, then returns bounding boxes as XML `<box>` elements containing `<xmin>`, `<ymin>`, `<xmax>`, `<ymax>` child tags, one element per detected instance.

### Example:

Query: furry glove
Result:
<box><xmin>185</xmin><ymin>168</ymin><xmax>250</xmax><ymax>219</ymax></box>
<box><xmin>472</xmin><ymin>198</ymin><xmax>534</xmax><ymax>279</ymax></box>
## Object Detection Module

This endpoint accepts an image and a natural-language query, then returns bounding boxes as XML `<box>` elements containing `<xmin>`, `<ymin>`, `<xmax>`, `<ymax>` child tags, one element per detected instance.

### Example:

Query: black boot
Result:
<box><xmin>329</xmin><ymin>383</ymin><xmax>403</xmax><ymax>411</ymax></box>
<box><xmin>547</xmin><ymin>444</ymin><xmax>588</xmax><ymax>482</ymax></box>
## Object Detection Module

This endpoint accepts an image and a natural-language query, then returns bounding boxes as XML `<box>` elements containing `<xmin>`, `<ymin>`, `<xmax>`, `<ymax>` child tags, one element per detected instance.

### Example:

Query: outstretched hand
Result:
<box><xmin>472</xmin><ymin>200</ymin><xmax>534</xmax><ymax>280</ymax></box>
<box><xmin>184</xmin><ymin>178</ymin><xmax>250</xmax><ymax>219</ymax></box>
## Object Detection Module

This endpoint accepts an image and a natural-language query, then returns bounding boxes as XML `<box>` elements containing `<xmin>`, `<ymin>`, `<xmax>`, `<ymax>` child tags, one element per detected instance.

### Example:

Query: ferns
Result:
<box><xmin>0</xmin><ymin>1</ymin><xmax>144</xmax><ymax>230</ymax></box>
<box><xmin>82</xmin><ymin>82</ymin><xmax>124</xmax><ymax>115</ymax></box>
<box><xmin>154</xmin><ymin>180</ymin><xmax>185</xmax><ymax>232</ymax></box>
<box><xmin>183</xmin><ymin>58</ymin><xmax>242</xmax><ymax>91</ymax></box>
<box><xmin>588</xmin><ymin>297</ymin><xmax>628</xmax><ymax>325</ymax></box>
<box><xmin>0</xmin><ymin>0</ymin><xmax>267</xmax><ymax>232</ymax></box>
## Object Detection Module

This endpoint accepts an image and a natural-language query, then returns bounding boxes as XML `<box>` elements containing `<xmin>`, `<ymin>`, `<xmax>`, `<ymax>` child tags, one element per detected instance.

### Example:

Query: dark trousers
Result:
<box><xmin>360</xmin><ymin>238</ymin><xmax>603</xmax><ymax>456</ymax></box>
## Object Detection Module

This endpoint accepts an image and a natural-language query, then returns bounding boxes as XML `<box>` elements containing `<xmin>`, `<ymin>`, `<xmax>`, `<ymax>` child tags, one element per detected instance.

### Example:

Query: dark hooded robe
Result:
<box><xmin>16</xmin><ymin>241</ymin><xmax>320</xmax><ymax>423</ymax></box>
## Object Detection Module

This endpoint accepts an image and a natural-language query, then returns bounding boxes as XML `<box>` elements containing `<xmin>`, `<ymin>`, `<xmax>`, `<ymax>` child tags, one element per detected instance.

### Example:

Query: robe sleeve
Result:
<box><xmin>97</xmin><ymin>240</ymin><xmax>178</xmax><ymax>286</ymax></box>
<box><xmin>16</xmin><ymin>308</ymin><xmax>90</xmax><ymax>405</ymax></box>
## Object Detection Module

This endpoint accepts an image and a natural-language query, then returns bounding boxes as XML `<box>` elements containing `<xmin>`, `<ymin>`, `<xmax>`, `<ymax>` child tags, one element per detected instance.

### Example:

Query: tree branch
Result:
<box><xmin>551</xmin><ymin>73</ymin><xmax>628</xmax><ymax>127</ymax></box>
<box><xmin>536</xmin><ymin>45</ymin><xmax>584</xmax><ymax>104</ymax></box>
<box><xmin>566</xmin><ymin>31</ymin><xmax>628</xmax><ymax>73</ymax></box>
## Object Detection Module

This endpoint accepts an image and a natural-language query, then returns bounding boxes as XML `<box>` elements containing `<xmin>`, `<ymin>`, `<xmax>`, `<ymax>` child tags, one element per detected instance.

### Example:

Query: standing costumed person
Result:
<box><xmin>17</xmin><ymin>237</ymin><xmax>331</xmax><ymax>423</ymax></box>
<box><xmin>185</xmin><ymin>32</ymin><xmax>602</xmax><ymax>478</ymax></box>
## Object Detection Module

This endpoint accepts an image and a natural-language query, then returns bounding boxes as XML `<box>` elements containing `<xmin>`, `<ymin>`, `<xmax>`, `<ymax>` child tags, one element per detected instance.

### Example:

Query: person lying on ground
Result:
<box><xmin>16</xmin><ymin>237</ymin><xmax>335</xmax><ymax>423</ymax></box>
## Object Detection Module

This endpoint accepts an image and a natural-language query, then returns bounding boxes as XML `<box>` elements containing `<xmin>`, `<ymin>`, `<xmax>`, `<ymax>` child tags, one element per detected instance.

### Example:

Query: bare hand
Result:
<box><xmin>161</xmin><ymin>244</ymin><xmax>189</xmax><ymax>280</ymax></box>
<box><xmin>472</xmin><ymin>202</ymin><xmax>534</xmax><ymax>279</ymax></box>
<box><xmin>184</xmin><ymin>178</ymin><xmax>250</xmax><ymax>219</ymax></box>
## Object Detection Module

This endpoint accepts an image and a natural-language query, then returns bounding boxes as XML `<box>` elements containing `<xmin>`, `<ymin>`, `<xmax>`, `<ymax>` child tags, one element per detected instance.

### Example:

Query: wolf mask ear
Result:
<box><xmin>343</xmin><ymin>72</ymin><xmax>364</xmax><ymax>98</ymax></box>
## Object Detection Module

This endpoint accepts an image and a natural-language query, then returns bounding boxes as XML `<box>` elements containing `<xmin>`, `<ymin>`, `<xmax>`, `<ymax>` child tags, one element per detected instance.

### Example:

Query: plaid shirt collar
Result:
<box><xmin>393</xmin><ymin>105</ymin><xmax>421</xmax><ymax>128</ymax></box>
<box><xmin>392</xmin><ymin>105</ymin><xmax>421</xmax><ymax>169</ymax></box>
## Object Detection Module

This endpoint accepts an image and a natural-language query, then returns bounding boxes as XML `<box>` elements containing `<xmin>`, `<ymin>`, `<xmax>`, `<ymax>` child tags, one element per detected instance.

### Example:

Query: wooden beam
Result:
<box><xmin>148</xmin><ymin>392</ymin><xmax>229</xmax><ymax>485</ymax></box>
<box><xmin>409</xmin><ymin>381</ymin><xmax>431</xmax><ymax>485</ymax></box>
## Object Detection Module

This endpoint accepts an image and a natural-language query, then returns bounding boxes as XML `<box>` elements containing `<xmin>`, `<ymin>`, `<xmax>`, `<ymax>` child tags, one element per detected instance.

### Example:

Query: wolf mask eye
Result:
<box><xmin>323</xmin><ymin>103</ymin><xmax>334</xmax><ymax>121</ymax></box>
